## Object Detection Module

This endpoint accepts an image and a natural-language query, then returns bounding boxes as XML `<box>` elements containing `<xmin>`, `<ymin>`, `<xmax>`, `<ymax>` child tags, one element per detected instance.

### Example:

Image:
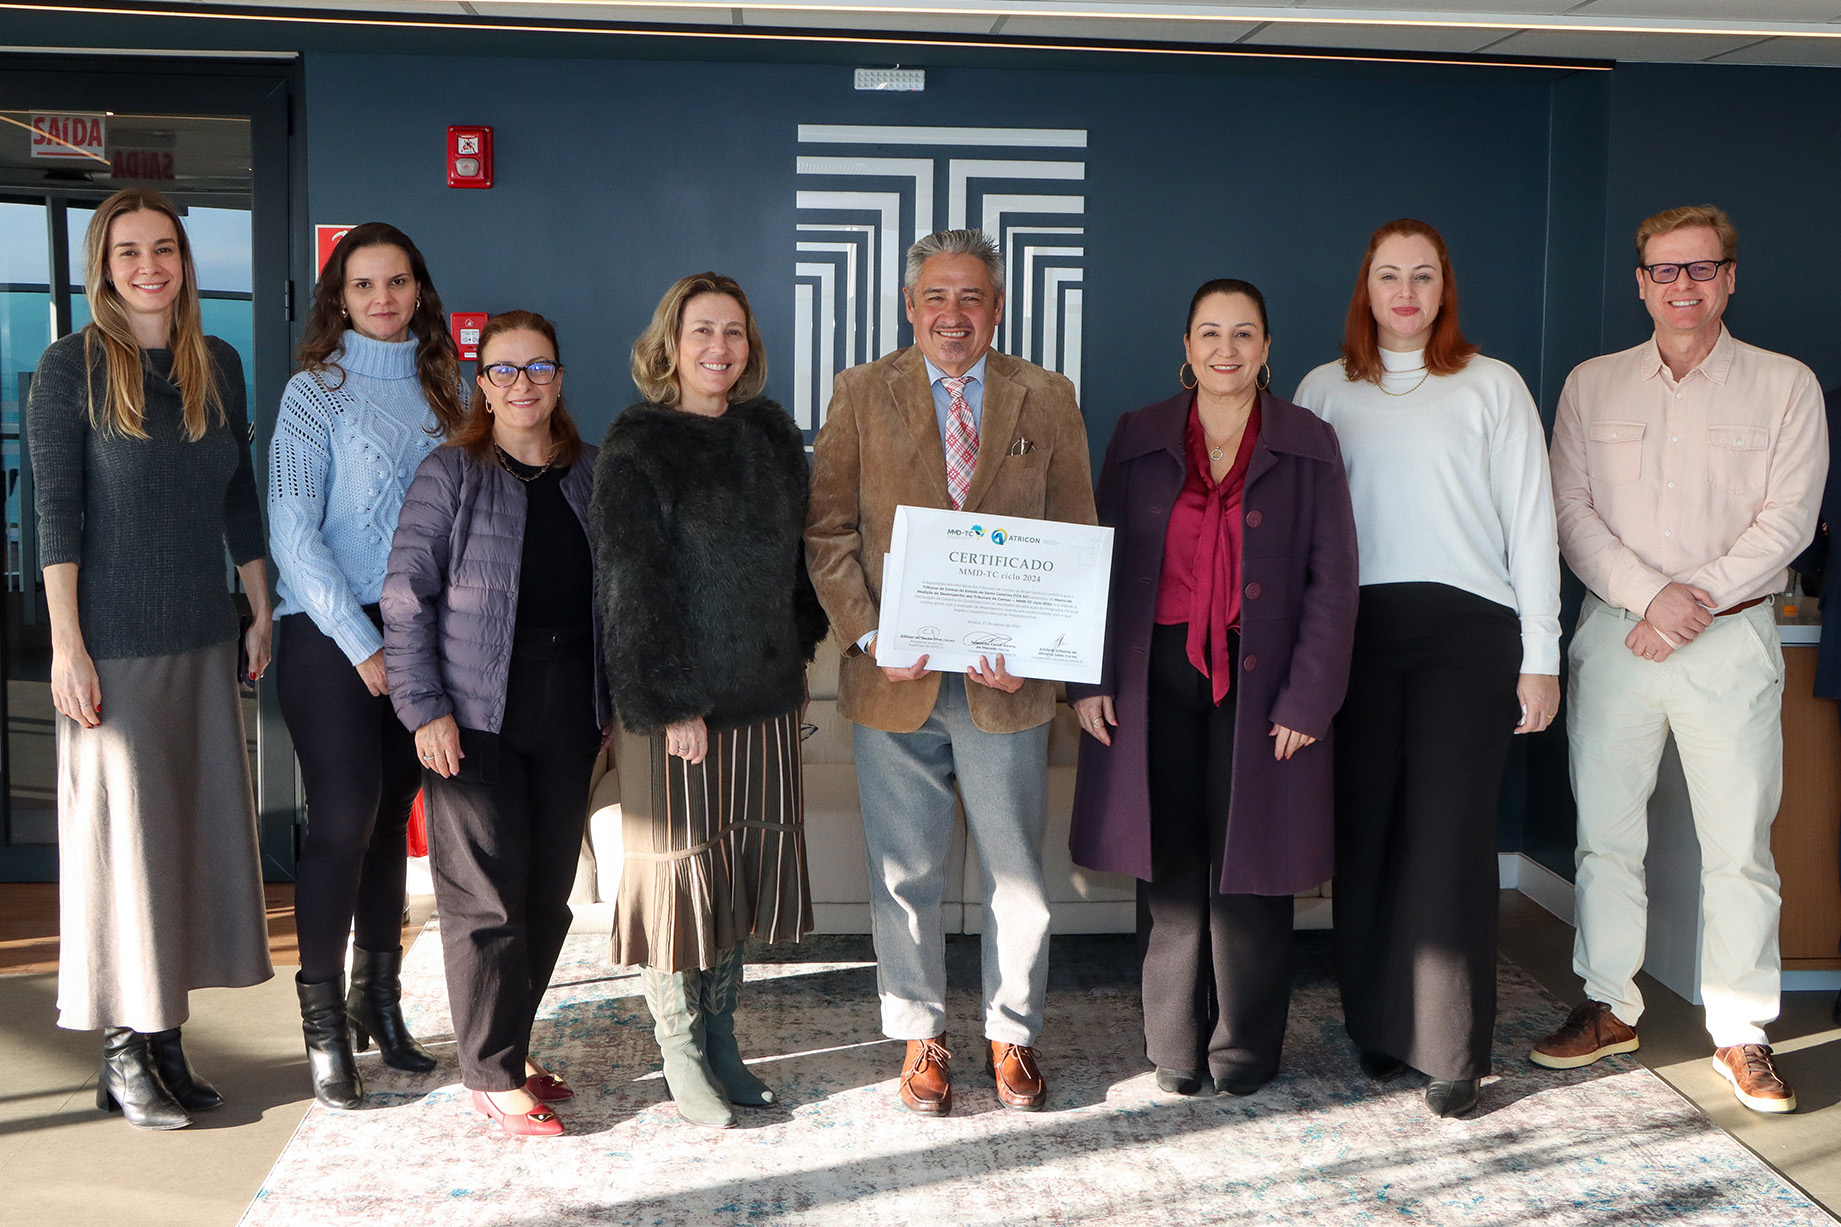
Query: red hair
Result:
<box><xmin>1339</xmin><ymin>218</ymin><xmax>1477</xmax><ymax>384</ymax></box>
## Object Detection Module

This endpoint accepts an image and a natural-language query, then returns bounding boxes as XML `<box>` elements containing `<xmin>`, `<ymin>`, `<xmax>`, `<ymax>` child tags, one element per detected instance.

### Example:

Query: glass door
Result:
<box><xmin>0</xmin><ymin>72</ymin><xmax>294</xmax><ymax>881</ymax></box>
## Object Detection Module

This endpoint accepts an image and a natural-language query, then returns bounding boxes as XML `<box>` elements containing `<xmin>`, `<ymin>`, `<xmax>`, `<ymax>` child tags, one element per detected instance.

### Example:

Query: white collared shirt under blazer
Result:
<box><xmin>1294</xmin><ymin>346</ymin><xmax>1562</xmax><ymax>674</ymax></box>
<box><xmin>1549</xmin><ymin>326</ymin><xmax>1827</xmax><ymax>614</ymax></box>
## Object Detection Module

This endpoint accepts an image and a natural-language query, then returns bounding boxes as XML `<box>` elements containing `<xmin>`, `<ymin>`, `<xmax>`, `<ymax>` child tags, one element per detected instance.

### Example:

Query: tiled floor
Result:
<box><xmin>0</xmin><ymin>888</ymin><xmax>1834</xmax><ymax>1227</ymax></box>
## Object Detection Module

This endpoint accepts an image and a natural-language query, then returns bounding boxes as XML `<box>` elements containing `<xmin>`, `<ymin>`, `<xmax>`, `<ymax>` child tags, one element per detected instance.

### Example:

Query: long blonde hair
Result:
<box><xmin>81</xmin><ymin>189</ymin><xmax>224</xmax><ymax>440</ymax></box>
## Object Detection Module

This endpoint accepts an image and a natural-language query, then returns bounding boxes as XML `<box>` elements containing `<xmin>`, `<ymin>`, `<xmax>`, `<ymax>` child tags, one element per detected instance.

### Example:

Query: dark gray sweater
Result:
<box><xmin>28</xmin><ymin>329</ymin><xmax>265</xmax><ymax>661</ymax></box>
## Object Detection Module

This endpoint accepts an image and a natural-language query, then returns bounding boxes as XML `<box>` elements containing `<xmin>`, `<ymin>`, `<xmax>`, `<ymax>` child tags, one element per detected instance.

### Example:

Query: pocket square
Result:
<box><xmin>1007</xmin><ymin>437</ymin><xmax>1037</xmax><ymax>456</ymax></box>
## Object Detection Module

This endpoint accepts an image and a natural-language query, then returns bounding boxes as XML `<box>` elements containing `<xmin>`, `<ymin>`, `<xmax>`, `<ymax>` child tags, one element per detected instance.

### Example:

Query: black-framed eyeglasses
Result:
<box><xmin>483</xmin><ymin>359</ymin><xmax>562</xmax><ymax>387</ymax></box>
<box><xmin>1639</xmin><ymin>259</ymin><xmax>1731</xmax><ymax>284</ymax></box>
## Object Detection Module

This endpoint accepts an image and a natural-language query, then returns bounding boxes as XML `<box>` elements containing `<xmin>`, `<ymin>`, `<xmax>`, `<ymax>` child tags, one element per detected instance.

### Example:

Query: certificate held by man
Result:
<box><xmin>876</xmin><ymin>505</ymin><xmax>1114</xmax><ymax>684</ymax></box>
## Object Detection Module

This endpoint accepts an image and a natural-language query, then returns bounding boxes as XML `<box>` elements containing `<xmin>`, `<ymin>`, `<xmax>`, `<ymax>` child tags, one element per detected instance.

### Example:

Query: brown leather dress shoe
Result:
<box><xmin>988</xmin><ymin>1041</ymin><xmax>1046</xmax><ymax>1111</ymax></box>
<box><xmin>899</xmin><ymin>1037</ymin><xmax>952</xmax><ymax>1115</ymax></box>
<box><xmin>1713</xmin><ymin>1044</ymin><xmax>1797</xmax><ymax>1113</ymax></box>
<box><xmin>1530</xmin><ymin>1001</ymin><xmax>1639</xmax><ymax>1069</ymax></box>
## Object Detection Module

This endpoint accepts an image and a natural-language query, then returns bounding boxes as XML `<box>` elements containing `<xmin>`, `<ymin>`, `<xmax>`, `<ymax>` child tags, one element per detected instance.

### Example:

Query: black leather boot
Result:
<box><xmin>145</xmin><ymin>1027</ymin><xmax>223</xmax><ymax>1111</ymax></box>
<box><xmin>1426</xmin><ymin>1078</ymin><xmax>1480</xmax><ymax>1118</ymax></box>
<box><xmin>97</xmin><ymin>1027</ymin><xmax>191</xmax><ymax>1130</ymax></box>
<box><xmin>346</xmin><ymin>946</ymin><xmax>436</xmax><ymax>1073</ymax></box>
<box><xmin>296</xmin><ymin>973</ymin><xmax>364</xmax><ymax>1109</ymax></box>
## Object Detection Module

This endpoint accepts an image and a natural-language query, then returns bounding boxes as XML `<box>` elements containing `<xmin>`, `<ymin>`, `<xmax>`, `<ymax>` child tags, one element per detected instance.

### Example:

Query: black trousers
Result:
<box><xmin>1140</xmin><ymin>622</ymin><xmax>1295</xmax><ymax>1085</ymax></box>
<box><xmin>1332</xmin><ymin>583</ymin><xmax>1520</xmax><ymax>1081</ymax></box>
<box><xmin>275</xmin><ymin>611</ymin><xmax>424</xmax><ymax>986</ymax></box>
<box><xmin>422</xmin><ymin>637</ymin><xmax>600</xmax><ymax>1091</ymax></box>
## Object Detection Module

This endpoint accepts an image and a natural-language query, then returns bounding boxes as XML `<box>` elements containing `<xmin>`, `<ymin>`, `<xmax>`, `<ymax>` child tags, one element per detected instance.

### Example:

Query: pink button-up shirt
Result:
<box><xmin>1550</xmin><ymin>326</ymin><xmax>1827</xmax><ymax>616</ymax></box>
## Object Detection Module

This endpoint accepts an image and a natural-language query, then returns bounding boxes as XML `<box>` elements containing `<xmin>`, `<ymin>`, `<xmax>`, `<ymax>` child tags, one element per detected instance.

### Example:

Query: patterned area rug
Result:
<box><xmin>239</xmin><ymin>928</ymin><xmax>1830</xmax><ymax>1227</ymax></box>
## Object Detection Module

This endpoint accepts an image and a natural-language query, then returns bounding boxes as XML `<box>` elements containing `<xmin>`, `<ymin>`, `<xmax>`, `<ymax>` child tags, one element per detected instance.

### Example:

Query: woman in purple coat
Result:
<box><xmin>1069</xmin><ymin>279</ymin><xmax>1359</xmax><ymax>1096</ymax></box>
<box><xmin>383</xmin><ymin>311</ymin><xmax>608</xmax><ymax>1137</ymax></box>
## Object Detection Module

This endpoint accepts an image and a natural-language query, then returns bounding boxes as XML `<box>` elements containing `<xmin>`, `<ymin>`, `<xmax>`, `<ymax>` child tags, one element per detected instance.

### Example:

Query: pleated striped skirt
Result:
<box><xmin>612</xmin><ymin>708</ymin><xmax>813</xmax><ymax>973</ymax></box>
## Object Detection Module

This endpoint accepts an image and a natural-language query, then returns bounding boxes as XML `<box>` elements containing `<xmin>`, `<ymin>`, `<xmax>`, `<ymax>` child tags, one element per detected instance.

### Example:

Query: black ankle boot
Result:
<box><xmin>145</xmin><ymin>1027</ymin><xmax>223</xmax><ymax>1111</ymax></box>
<box><xmin>296</xmin><ymin>973</ymin><xmax>364</xmax><ymax>1109</ymax></box>
<box><xmin>1426</xmin><ymin>1078</ymin><xmax>1480</xmax><ymax>1118</ymax></box>
<box><xmin>347</xmin><ymin>946</ymin><xmax>436</xmax><ymax>1073</ymax></box>
<box><xmin>97</xmin><ymin>1027</ymin><xmax>191</xmax><ymax>1130</ymax></box>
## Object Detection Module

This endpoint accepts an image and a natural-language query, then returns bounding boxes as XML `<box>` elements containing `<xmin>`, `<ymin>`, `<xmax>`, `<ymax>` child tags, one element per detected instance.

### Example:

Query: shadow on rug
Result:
<box><xmin>239</xmin><ymin>928</ymin><xmax>1829</xmax><ymax>1227</ymax></box>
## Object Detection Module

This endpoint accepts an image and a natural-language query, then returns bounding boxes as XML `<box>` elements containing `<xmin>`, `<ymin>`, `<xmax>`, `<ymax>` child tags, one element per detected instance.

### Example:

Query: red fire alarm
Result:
<box><xmin>450</xmin><ymin>312</ymin><xmax>489</xmax><ymax>361</ymax></box>
<box><xmin>448</xmin><ymin>126</ymin><xmax>492</xmax><ymax>189</ymax></box>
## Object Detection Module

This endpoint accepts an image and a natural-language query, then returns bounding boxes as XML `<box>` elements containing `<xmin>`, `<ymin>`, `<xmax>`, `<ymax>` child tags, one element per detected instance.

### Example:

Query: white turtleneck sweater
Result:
<box><xmin>1293</xmin><ymin>346</ymin><xmax>1561</xmax><ymax>675</ymax></box>
<box><xmin>269</xmin><ymin>330</ymin><xmax>447</xmax><ymax>664</ymax></box>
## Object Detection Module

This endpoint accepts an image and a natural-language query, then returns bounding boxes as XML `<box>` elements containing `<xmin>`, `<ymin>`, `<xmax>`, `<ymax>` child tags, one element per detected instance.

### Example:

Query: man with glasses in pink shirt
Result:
<box><xmin>1538</xmin><ymin>205</ymin><xmax>1826</xmax><ymax>1113</ymax></box>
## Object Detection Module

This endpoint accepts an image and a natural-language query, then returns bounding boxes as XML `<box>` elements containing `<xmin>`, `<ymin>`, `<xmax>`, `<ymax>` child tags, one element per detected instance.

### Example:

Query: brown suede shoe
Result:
<box><xmin>988</xmin><ymin>1041</ymin><xmax>1046</xmax><ymax>1111</ymax></box>
<box><xmin>898</xmin><ymin>1037</ymin><xmax>952</xmax><ymax>1115</ymax></box>
<box><xmin>1713</xmin><ymin>1044</ymin><xmax>1797</xmax><ymax>1113</ymax></box>
<box><xmin>1530</xmin><ymin>1001</ymin><xmax>1640</xmax><ymax>1069</ymax></box>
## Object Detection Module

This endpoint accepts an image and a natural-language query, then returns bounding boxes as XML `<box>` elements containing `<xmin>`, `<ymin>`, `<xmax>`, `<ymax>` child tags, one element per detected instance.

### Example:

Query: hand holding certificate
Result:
<box><xmin>875</xmin><ymin>506</ymin><xmax>1114</xmax><ymax>684</ymax></box>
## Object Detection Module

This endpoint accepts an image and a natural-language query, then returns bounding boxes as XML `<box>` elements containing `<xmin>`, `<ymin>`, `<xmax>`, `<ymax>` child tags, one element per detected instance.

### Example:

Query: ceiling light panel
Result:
<box><xmin>1289</xmin><ymin>0</ymin><xmax>1578</xmax><ymax>11</ymax></box>
<box><xmin>1483</xmin><ymin>29</ymin><xmax>1776</xmax><ymax>59</ymax></box>
<box><xmin>1240</xmin><ymin>20</ymin><xmax>1504</xmax><ymax>50</ymax></box>
<box><xmin>1704</xmin><ymin>35</ymin><xmax>1841</xmax><ymax>65</ymax></box>
<box><xmin>1568</xmin><ymin>0</ymin><xmax>1841</xmax><ymax>20</ymax></box>
<box><xmin>751</xmin><ymin>8</ymin><xmax>1000</xmax><ymax>30</ymax></box>
<box><xmin>996</xmin><ymin>15</ymin><xmax>1263</xmax><ymax>38</ymax></box>
<box><xmin>470</xmin><ymin>2</ymin><xmax>731</xmax><ymax>19</ymax></box>
<box><xmin>172</xmin><ymin>0</ymin><xmax>473</xmax><ymax>11</ymax></box>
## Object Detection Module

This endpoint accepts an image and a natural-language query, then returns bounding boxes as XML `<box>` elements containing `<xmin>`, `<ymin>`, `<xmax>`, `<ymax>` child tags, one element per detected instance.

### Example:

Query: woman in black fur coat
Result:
<box><xmin>592</xmin><ymin>272</ymin><xmax>826</xmax><ymax>1128</ymax></box>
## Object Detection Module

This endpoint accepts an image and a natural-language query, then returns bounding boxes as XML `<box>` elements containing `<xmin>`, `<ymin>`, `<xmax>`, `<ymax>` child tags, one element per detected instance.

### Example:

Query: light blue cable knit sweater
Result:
<box><xmin>269</xmin><ymin>330</ymin><xmax>446</xmax><ymax>664</ymax></box>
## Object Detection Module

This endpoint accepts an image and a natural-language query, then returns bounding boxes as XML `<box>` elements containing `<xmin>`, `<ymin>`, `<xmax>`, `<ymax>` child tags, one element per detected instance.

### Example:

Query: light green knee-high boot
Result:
<box><xmin>701</xmin><ymin>946</ymin><xmax>776</xmax><ymax>1107</ymax></box>
<box><xmin>640</xmin><ymin>966</ymin><xmax>734</xmax><ymax>1128</ymax></box>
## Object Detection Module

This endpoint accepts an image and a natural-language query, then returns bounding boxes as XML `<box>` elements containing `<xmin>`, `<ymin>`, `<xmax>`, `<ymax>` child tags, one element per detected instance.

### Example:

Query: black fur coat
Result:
<box><xmin>591</xmin><ymin>397</ymin><xmax>827</xmax><ymax>735</ymax></box>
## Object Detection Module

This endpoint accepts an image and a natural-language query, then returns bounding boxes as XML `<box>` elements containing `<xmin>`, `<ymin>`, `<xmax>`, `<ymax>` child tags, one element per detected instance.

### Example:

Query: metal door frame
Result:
<box><xmin>0</xmin><ymin>54</ymin><xmax>305</xmax><ymax>881</ymax></box>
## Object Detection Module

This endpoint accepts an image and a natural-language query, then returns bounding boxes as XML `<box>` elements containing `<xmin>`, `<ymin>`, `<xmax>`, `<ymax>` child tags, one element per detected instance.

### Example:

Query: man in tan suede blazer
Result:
<box><xmin>806</xmin><ymin>229</ymin><xmax>1096</xmax><ymax>1117</ymax></box>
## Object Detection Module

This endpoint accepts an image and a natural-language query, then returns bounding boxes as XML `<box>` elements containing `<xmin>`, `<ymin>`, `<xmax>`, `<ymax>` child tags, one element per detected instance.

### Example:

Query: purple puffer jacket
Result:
<box><xmin>382</xmin><ymin>442</ymin><xmax>610</xmax><ymax>734</ymax></box>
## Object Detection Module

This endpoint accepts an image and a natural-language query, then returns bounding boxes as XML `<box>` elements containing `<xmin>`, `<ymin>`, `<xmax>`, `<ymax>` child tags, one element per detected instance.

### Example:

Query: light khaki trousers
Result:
<box><xmin>1566</xmin><ymin>594</ymin><xmax>1783</xmax><ymax>1047</ymax></box>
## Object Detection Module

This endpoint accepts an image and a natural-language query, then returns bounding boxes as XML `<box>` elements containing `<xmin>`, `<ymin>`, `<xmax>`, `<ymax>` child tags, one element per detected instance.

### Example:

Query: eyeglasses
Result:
<box><xmin>1639</xmin><ymin>259</ymin><xmax>1731</xmax><ymax>284</ymax></box>
<box><xmin>482</xmin><ymin>359</ymin><xmax>561</xmax><ymax>387</ymax></box>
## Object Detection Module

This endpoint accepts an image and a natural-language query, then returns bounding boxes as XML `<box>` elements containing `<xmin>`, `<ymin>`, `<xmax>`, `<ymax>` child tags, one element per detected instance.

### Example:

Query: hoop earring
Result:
<box><xmin>1258</xmin><ymin>363</ymin><xmax>1271</xmax><ymax>391</ymax></box>
<box><xmin>1178</xmin><ymin>361</ymin><xmax>1197</xmax><ymax>390</ymax></box>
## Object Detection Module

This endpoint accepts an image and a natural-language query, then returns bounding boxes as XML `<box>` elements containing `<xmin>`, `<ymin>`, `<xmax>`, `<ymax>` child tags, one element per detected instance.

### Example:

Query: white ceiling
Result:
<box><xmin>130</xmin><ymin>0</ymin><xmax>1841</xmax><ymax>66</ymax></box>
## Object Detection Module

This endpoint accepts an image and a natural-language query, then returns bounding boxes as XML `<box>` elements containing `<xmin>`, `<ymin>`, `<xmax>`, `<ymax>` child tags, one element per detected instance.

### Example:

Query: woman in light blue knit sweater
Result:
<box><xmin>268</xmin><ymin>223</ymin><xmax>466</xmax><ymax>1108</ymax></box>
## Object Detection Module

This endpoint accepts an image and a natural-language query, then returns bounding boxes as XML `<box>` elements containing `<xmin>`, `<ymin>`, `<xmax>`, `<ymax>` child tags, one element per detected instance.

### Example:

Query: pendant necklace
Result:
<box><xmin>1205</xmin><ymin>420</ymin><xmax>1247</xmax><ymax>463</ymax></box>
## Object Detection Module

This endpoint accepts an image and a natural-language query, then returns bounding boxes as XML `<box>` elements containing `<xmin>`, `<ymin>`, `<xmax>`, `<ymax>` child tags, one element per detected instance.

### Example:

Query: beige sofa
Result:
<box><xmin>573</xmin><ymin>636</ymin><xmax>1331</xmax><ymax>932</ymax></box>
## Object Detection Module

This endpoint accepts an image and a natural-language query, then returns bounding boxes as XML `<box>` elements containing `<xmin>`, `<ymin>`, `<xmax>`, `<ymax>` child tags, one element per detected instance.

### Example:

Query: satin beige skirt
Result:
<box><xmin>613</xmin><ymin>708</ymin><xmax>812</xmax><ymax>973</ymax></box>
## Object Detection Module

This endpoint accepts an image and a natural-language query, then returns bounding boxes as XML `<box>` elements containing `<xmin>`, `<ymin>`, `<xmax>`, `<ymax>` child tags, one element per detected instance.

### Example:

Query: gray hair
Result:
<box><xmin>903</xmin><ymin>229</ymin><xmax>1005</xmax><ymax>296</ymax></box>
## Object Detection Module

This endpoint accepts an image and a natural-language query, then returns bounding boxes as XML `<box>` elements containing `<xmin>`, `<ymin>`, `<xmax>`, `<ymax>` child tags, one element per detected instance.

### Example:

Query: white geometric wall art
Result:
<box><xmin>793</xmin><ymin>124</ymin><xmax>1088</xmax><ymax>430</ymax></box>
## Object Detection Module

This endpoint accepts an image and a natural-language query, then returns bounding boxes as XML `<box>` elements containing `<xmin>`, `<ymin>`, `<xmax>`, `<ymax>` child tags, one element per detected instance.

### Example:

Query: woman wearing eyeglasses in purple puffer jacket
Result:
<box><xmin>383</xmin><ymin>309</ymin><xmax>609</xmax><ymax>1139</ymax></box>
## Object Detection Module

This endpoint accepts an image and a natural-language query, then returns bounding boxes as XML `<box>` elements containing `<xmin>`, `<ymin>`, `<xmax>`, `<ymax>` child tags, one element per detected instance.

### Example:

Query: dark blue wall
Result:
<box><xmin>303</xmin><ymin>53</ymin><xmax>1556</xmax><ymax>456</ymax></box>
<box><xmin>1599</xmin><ymin>63</ymin><xmax>1841</xmax><ymax>388</ymax></box>
<box><xmin>304</xmin><ymin>49</ymin><xmax>1841</xmax><ymax>881</ymax></box>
